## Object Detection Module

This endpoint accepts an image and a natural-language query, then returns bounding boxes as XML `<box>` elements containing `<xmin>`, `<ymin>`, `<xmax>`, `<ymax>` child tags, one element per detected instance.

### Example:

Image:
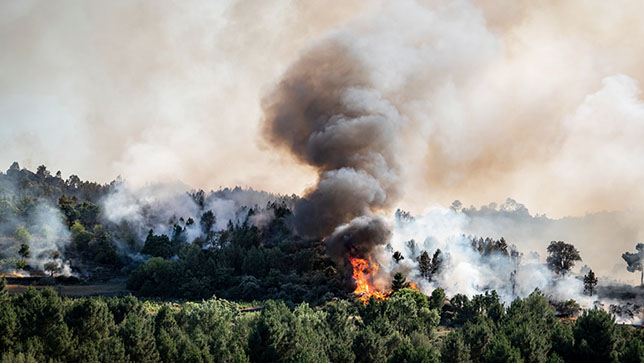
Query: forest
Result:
<box><xmin>1</xmin><ymin>163</ymin><xmax>644</xmax><ymax>362</ymax></box>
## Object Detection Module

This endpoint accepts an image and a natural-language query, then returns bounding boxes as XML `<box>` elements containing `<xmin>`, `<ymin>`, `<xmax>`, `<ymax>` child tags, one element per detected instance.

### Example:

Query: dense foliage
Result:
<box><xmin>1</xmin><ymin>281</ymin><xmax>643</xmax><ymax>363</ymax></box>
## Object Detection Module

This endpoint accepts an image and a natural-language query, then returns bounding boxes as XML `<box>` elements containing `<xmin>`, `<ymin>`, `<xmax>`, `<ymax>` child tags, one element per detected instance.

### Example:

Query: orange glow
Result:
<box><xmin>408</xmin><ymin>281</ymin><xmax>419</xmax><ymax>290</ymax></box>
<box><xmin>2</xmin><ymin>271</ymin><xmax>25</xmax><ymax>278</ymax></box>
<box><xmin>348</xmin><ymin>257</ymin><xmax>389</xmax><ymax>304</ymax></box>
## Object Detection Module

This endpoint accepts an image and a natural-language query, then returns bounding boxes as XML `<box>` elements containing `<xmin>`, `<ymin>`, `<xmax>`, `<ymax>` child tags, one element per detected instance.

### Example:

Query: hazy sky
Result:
<box><xmin>2</xmin><ymin>0</ymin><xmax>644</xmax><ymax>220</ymax></box>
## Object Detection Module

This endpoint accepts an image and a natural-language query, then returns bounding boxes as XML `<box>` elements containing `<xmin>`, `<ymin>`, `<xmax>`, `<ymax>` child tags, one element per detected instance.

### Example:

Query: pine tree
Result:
<box><xmin>583</xmin><ymin>270</ymin><xmax>598</xmax><ymax>296</ymax></box>
<box><xmin>391</xmin><ymin>272</ymin><xmax>408</xmax><ymax>292</ymax></box>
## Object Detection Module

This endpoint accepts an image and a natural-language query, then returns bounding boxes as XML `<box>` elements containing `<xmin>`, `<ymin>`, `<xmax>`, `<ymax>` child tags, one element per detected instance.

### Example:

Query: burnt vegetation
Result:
<box><xmin>1</xmin><ymin>164</ymin><xmax>644</xmax><ymax>362</ymax></box>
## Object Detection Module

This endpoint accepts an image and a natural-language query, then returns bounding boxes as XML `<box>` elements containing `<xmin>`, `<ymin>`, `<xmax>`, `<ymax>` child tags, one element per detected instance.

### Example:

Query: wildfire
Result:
<box><xmin>348</xmin><ymin>257</ymin><xmax>389</xmax><ymax>304</ymax></box>
<box><xmin>2</xmin><ymin>271</ymin><xmax>25</xmax><ymax>278</ymax></box>
<box><xmin>408</xmin><ymin>281</ymin><xmax>419</xmax><ymax>290</ymax></box>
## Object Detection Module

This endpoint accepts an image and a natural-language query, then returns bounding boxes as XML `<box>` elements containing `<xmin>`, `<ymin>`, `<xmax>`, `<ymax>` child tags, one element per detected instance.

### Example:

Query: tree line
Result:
<box><xmin>1</xmin><ymin>280</ymin><xmax>643</xmax><ymax>363</ymax></box>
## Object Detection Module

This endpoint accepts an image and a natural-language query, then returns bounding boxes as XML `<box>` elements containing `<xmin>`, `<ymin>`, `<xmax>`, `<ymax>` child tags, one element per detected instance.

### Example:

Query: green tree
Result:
<box><xmin>248</xmin><ymin>300</ymin><xmax>297</xmax><ymax>362</ymax></box>
<box><xmin>621</xmin><ymin>337</ymin><xmax>644</xmax><ymax>363</ymax></box>
<box><xmin>0</xmin><ymin>278</ymin><xmax>17</xmax><ymax>352</ymax></box>
<box><xmin>429</xmin><ymin>288</ymin><xmax>446</xmax><ymax>311</ymax></box>
<box><xmin>462</xmin><ymin>317</ymin><xmax>494</xmax><ymax>362</ymax></box>
<box><xmin>141</xmin><ymin>230</ymin><xmax>173</xmax><ymax>259</ymax></box>
<box><xmin>353</xmin><ymin>326</ymin><xmax>387</xmax><ymax>363</ymax></box>
<box><xmin>242</xmin><ymin>246</ymin><xmax>267</xmax><ymax>277</ymax></box>
<box><xmin>504</xmin><ymin>290</ymin><xmax>556</xmax><ymax>363</ymax></box>
<box><xmin>18</xmin><ymin>243</ymin><xmax>30</xmax><ymax>259</ymax></box>
<box><xmin>550</xmin><ymin>322</ymin><xmax>574</xmax><ymax>361</ymax></box>
<box><xmin>418</xmin><ymin>251</ymin><xmax>431</xmax><ymax>280</ymax></box>
<box><xmin>391</xmin><ymin>272</ymin><xmax>409</xmax><ymax>292</ymax></box>
<box><xmin>43</xmin><ymin>261</ymin><xmax>61</xmax><ymax>277</ymax></box>
<box><xmin>573</xmin><ymin>309</ymin><xmax>618</xmax><ymax>363</ymax></box>
<box><xmin>13</xmin><ymin>226</ymin><xmax>31</xmax><ymax>244</ymax></box>
<box><xmin>485</xmin><ymin>333</ymin><xmax>524</xmax><ymax>363</ymax></box>
<box><xmin>441</xmin><ymin>331</ymin><xmax>471</xmax><ymax>363</ymax></box>
<box><xmin>76</xmin><ymin>201</ymin><xmax>100</xmax><ymax>228</ymax></box>
<box><xmin>388</xmin><ymin>342</ymin><xmax>440</xmax><ymax>363</ymax></box>
<box><xmin>119</xmin><ymin>313</ymin><xmax>160</xmax><ymax>363</ymax></box>
<box><xmin>546</xmin><ymin>241</ymin><xmax>581</xmax><ymax>275</ymax></box>
<box><xmin>58</xmin><ymin>195</ymin><xmax>79</xmax><ymax>225</ymax></box>
<box><xmin>387</xmin><ymin>288</ymin><xmax>438</xmax><ymax>336</ymax></box>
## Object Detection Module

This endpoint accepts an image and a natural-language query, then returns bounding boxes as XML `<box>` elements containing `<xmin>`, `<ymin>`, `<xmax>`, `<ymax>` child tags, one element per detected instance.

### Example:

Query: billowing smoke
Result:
<box><xmin>262</xmin><ymin>32</ymin><xmax>405</xmax><ymax>275</ymax></box>
<box><xmin>380</xmin><ymin>207</ymin><xmax>595</xmax><ymax>306</ymax></box>
<box><xmin>262</xmin><ymin>39</ymin><xmax>402</xmax><ymax>239</ymax></box>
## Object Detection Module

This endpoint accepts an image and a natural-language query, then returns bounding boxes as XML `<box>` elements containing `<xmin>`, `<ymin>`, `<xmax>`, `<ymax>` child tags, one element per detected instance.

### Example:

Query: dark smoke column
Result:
<box><xmin>262</xmin><ymin>38</ymin><xmax>402</xmax><ymax>271</ymax></box>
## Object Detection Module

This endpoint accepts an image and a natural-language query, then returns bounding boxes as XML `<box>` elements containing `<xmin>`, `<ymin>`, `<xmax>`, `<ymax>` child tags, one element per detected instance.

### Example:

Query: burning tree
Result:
<box><xmin>622</xmin><ymin>243</ymin><xmax>644</xmax><ymax>287</ymax></box>
<box><xmin>546</xmin><ymin>241</ymin><xmax>581</xmax><ymax>275</ymax></box>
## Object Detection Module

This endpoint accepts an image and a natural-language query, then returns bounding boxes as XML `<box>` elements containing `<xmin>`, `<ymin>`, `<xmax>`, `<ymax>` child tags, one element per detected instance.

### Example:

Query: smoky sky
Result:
<box><xmin>3</xmin><ymin>1</ymin><xmax>644</xmax><ymax>226</ymax></box>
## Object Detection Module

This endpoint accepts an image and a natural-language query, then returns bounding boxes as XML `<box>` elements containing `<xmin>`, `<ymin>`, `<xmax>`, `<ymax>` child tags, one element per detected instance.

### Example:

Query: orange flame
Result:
<box><xmin>348</xmin><ymin>257</ymin><xmax>389</xmax><ymax>304</ymax></box>
<box><xmin>3</xmin><ymin>271</ymin><xmax>25</xmax><ymax>278</ymax></box>
<box><xmin>408</xmin><ymin>281</ymin><xmax>419</xmax><ymax>290</ymax></box>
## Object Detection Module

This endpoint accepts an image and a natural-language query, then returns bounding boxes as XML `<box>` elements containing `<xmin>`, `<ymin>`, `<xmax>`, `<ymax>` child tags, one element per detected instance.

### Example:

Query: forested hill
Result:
<box><xmin>0</xmin><ymin>163</ymin><xmax>344</xmax><ymax>305</ymax></box>
<box><xmin>2</xmin><ymin>163</ymin><xmax>644</xmax><ymax>362</ymax></box>
<box><xmin>0</xmin><ymin>162</ymin><xmax>114</xmax><ymax>204</ymax></box>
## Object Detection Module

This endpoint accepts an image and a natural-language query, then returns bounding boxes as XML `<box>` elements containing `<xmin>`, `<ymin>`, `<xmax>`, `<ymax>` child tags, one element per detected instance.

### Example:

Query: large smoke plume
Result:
<box><xmin>262</xmin><ymin>37</ymin><xmax>403</xmax><ymax>270</ymax></box>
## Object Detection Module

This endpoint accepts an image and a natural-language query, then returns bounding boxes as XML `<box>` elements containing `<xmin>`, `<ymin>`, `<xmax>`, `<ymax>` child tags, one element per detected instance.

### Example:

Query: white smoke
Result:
<box><xmin>375</xmin><ymin>206</ymin><xmax>596</xmax><ymax>307</ymax></box>
<box><xmin>101</xmin><ymin>182</ymin><xmax>294</xmax><ymax>249</ymax></box>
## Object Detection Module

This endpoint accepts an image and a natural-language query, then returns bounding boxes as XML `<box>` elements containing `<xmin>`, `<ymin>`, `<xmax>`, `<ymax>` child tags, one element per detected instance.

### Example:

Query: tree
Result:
<box><xmin>441</xmin><ymin>331</ymin><xmax>471</xmax><ymax>363</ymax></box>
<box><xmin>200</xmin><ymin>210</ymin><xmax>216</xmax><ymax>236</ymax></box>
<box><xmin>44</xmin><ymin>261</ymin><xmax>62</xmax><ymax>276</ymax></box>
<box><xmin>418</xmin><ymin>251</ymin><xmax>431</xmax><ymax>280</ymax></box>
<box><xmin>8</xmin><ymin>161</ymin><xmax>20</xmax><ymax>172</ymax></box>
<box><xmin>484</xmin><ymin>333</ymin><xmax>523</xmax><ymax>363</ymax></box>
<box><xmin>391</xmin><ymin>272</ymin><xmax>409</xmax><ymax>292</ymax></box>
<box><xmin>58</xmin><ymin>195</ymin><xmax>79</xmax><ymax>225</ymax></box>
<box><xmin>388</xmin><ymin>342</ymin><xmax>440</xmax><ymax>363</ymax></box>
<box><xmin>141</xmin><ymin>230</ymin><xmax>173</xmax><ymax>259</ymax></box>
<box><xmin>19</xmin><ymin>243</ymin><xmax>31</xmax><ymax>258</ymax></box>
<box><xmin>621</xmin><ymin>338</ymin><xmax>644</xmax><ymax>363</ymax></box>
<box><xmin>429</xmin><ymin>288</ymin><xmax>446</xmax><ymax>311</ymax></box>
<box><xmin>430</xmin><ymin>249</ymin><xmax>442</xmax><ymax>276</ymax></box>
<box><xmin>13</xmin><ymin>226</ymin><xmax>31</xmax><ymax>244</ymax></box>
<box><xmin>392</xmin><ymin>251</ymin><xmax>404</xmax><ymax>263</ymax></box>
<box><xmin>573</xmin><ymin>309</ymin><xmax>618</xmax><ymax>363</ymax></box>
<box><xmin>418</xmin><ymin>249</ymin><xmax>441</xmax><ymax>281</ymax></box>
<box><xmin>546</xmin><ymin>241</ymin><xmax>581</xmax><ymax>275</ymax></box>
<box><xmin>66</xmin><ymin>174</ymin><xmax>81</xmax><ymax>189</ymax></box>
<box><xmin>36</xmin><ymin>165</ymin><xmax>50</xmax><ymax>177</ymax></box>
<box><xmin>119</xmin><ymin>313</ymin><xmax>160</xmax><ymax>363</ymax></box>
<box><xmin>622</xmin><ymin>243</ymin><xmax>644</xmax><ymax>286</ymax></box>
<box><xmin>77</xmin><ymin>201</ymin><xmax>100</xmax><ymax>228</ymax></box>
<box><xmin>583</xmin><ymin>269</ymin><xmax>598</xmax><ymax>296</ymax></box>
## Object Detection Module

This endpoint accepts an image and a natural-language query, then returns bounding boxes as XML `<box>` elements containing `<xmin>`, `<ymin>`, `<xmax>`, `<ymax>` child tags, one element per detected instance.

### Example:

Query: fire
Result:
<box><xmin>408</xmin><ymin>281</ymin><xmax>419</xmax><ymax>290</ymax></box>
<box><xmin>3</xmin><ymin>271</ymin><xmax>25</xmax><ymax>278</ymax></box>
<box><xmin>348</xmin><ymin>257</ymin><xmax>389</xmax><ymax>304</ymax></box>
